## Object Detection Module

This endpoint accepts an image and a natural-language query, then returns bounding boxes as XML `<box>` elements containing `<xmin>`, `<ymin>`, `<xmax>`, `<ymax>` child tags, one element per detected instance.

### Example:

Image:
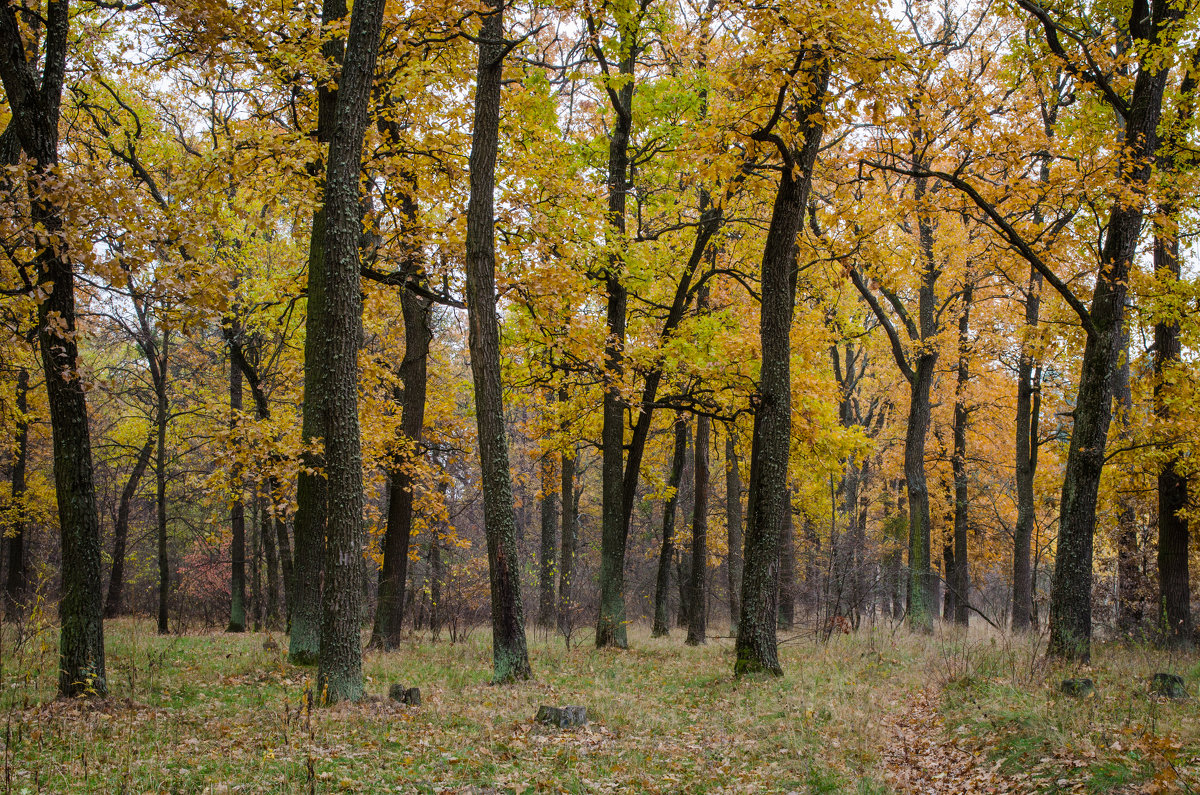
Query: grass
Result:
<box><xmin>0</xmin><ymin>614</ymin><xmax>1196</xmax><ymax>793</ymax></box>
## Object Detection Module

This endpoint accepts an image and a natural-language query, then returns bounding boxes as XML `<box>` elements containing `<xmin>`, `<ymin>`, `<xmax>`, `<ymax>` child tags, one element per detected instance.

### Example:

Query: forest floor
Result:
<box><xmin>0</xmin><ymin>616</ymin><xmax>1197</xmax><ymax>793</ymax></box>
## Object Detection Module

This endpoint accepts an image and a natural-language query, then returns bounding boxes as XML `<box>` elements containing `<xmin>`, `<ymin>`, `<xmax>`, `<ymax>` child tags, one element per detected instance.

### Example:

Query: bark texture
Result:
<box><xmin>372</xmin><ymin>287</ymin><xmax>432</xmax><ymax>648</ymax></box>
<box><xmin>290</xmin><ymin>0</ymin><xmax>348</xmax><ymax>666</ymax></box>
<box><xmin>463</xmin><ymin>0</ymin><xmax>531</xmax><ymax>682</ymax></box>
<box><xmin>653</xmin><ymin>416</ymin><xmax>688</xmax><ymax>637</ymax></box>
<box><xmin>315</xmin><ymin>0</ymin><xmax>387</xmax><ymax>701</ymax></box>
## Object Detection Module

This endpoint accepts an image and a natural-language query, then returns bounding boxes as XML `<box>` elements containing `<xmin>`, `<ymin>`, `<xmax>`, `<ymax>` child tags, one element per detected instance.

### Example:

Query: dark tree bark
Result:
<box><xmin>263</xmin><ymin>497</ymin><xmax>281</xmax><ymax>625</ymax></box>
<box><xmin>314</xmin><ymin>0</ymin><xmax>387</xmax><ymax>702</ymax></box>
<box><xmin>1043</xmin><ymin>40</ymin><xmax>1177</xmax><ymax>661</ymax></box>
<box><xmin>104</xmin><ymin>436</ymin><xmax>153</xmax><ymax>619</ymax></box>
<box><xmin>1011</xmin><ymin>71</ymin><xmax>1062</xmax><ymax>632</ymax></box>
<box><xmin>653</xmin><ymin>415</ymin><xmax>689</xmax><ymax>637</ymax></box>
<box><xmin>290</xmin><ymin>0</ymin><xmax>348</xmax><ymax>666</ymax></box>
<box><xmin>155</xmin><ymin>330</ymin><xmax>171</xmax><ymax>635</ymax></box>
<box><xmin>3</xmin><ymin>367</ymin><xmax>30</xmax><ymax>619</ymax></box>
<box><xmin>1152</xmin><ymin>52</ymin><xmax>1196</xmax><ymax>649</ymax></box>
<box><xmin>725</xmin><ymin>427</ymin><xmax>743</xmax><ymax>636</ymax></box>
<box><xmin>0</xmin><ymin>0</ymin><xmax>107</xmax><ymax>697</ymax></box>
<box><xmin>777</xmin><ymin>493</ymin><xmax>795</xmax><ymax>631</ymax></box>
<box><xmin>372</xmin><ymin>286</ymin><xmax>432</xmax><ymax>648</ymax></box>
<box><xmin>1011</xmin><ymin>264</ymin><xmax>1042</xmax><ymax>632</ymax></box>
<box><xmin>537</xmin><ymin>440</ymin><xmax>558</xmax><ymax>628</ymax></box>
<box><xmin>228</xmin><ymin>351</ymin><xmax>247</xmax><ymax>632</ymax></box>
<box><xmin>950</xmin><ymin>281</ymin><xmax>973</xmax><ymax>627</ymax></box>
<box><xmin>942</xmin><ymin>545</ymin><xmax>955</xmax><ymax>621</ymax></box>
<box><xmin>557</xmin><ymin>417</ymin><xmax>577</xmax><ymax>634</ymax></box>
<box><xmin>1114</xmin><ymin>329</ymin><xmax>1145</xmax><ymax>637</ymax></box>
<box><xmin>594</xmin><ymin>22</ymin><xmax>638</xmax><ymax>649</ymax></box>
<box><xmin>227</xmin><ymin>335</ymin><xmax>293</xmax><ymax>622</ymax></box>
<box><xmin>463</xmin><ymin>0</ymin><xmax>531</xmax><ymax>682</ymax></box>
<box><xmin>250</xmin><ymin>501</ymin><xmax>262</xmax><ymax>631</ymax></box>
<box><xmin>736</xmin><ymin>52</ymin><xmax>829</xmax><ymax>676</ymax></box>
<box><xmin>687</xmin><ymin>414</ymin><xmax>710</xmax><ymax>645</ymax></box>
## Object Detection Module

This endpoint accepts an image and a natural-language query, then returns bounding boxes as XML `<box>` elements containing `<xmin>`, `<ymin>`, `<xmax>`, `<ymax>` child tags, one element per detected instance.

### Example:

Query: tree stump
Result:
<box><xmin>1060</xmin><ymin>678</ymin><xmax>1095</xmax><ymax>698</ymax></box>
<box><xmin>536</xmin><ymin>705</ymin><xmax>587</xmax><ymax>727</ymax></box>
<box><xmin>1151</xmin><ymin>673</ymin><xmax>1188</xmax><ymax>699</ymax></box>
<box><xmin>388</xmin><ymin>684</ymin><xmax>421</xmax><ymax>705</ymax></box>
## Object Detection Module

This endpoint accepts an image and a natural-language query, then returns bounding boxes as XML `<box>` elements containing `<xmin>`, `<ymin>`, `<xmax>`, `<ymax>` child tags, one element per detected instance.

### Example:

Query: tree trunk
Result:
<box><xmin>1153</xmin><ymin>217</ymin><xmax>1191</xmax><ymax>648</ymax></box>
<box><xmin>228</xmin><ymin>350</ymin><xmax>247</xmax><ymax>632</ymax></box>
<box><xmin>290</xmin><ymin>0</ymin><xmax>348</xmax><ymax>667</ymax></box>
<box><xmin>1012</xmin><ymin>265</ymin><xmax>1042</xmax><ymax>632</ymax></box>
<box><xmin>687</xmin><ymin>414</ymin><xmax>710</xmax><ymax>645</ymax></box>
<box><xmin>105</xmin><ymin>435</ymin><xmax>154</xmax><ymax>619</ymax></box>
<box><xmin>1044</xmin><ymin>3</ymin><xmax>1180</xmax><ymax>662</ymax></box>
<box><xmin>156</xmin><ymin>331</ymin><xmax>171</xmax><ymax>635</ymax></box>
<box><xmin>249</xmin><ymin>501</ymin><xmax>262</xmax><ymax>630</ymax></box>
<box><xmin>372</xmin><ymin>287</ymin><xmax>432</xmax><ymax>648</ymax></box>
<box><xmin>725</xmin><ymin>427</ymin><xmax>743</xmax><ymax>636</ymax></box>
<box><xmin>777</xmin><ymin>493</ymin><xmax>795</xmax><ymax>631</ymax></box>
<box><xmin>538</xmin><ymin>439</ymin><xmax>558</xmax><ymax>628</ymax></box>
<box><xmin>1152</xmin><ymin>55</ymin><xmax>1195</xmax><ymax>649</ymax></box>
<box><xmin>736</xmin><ymin>54</ymin><xmax>828</xmax><ymax>676</ymax></box>
<box><xmin>557</xmin><ymin>430</ymin><xmax>577</xmax><ymax>635</ymax></box>
<box><xmin>314</xmin><ymin>0</ymin><xmax>387</xmax><ymax>702</ymax></box>
<box><xmin>271</xmin><ymin>486</ymin><xmax>293</xmax><ymax>622</ymax></box>
<box><xmin>595</xmin><ymin>38</ymin><xmax>637</xmax><ymax>650</ymax></box>
<box><xmin>0</xmin><ymin>0</ymin><xmax>108</xmax><ymax>697</ymax></box>
<box><xmin>653</xmin><ymin>416</ymin><xmax>688</xmax><ymax>637</ymax></box>
<box><xmin>3</xmin><ymin>367</ymin><xmax>29</xmax><ymax>619</ymax></box>
<box><xmin>1114</xmin><ymin>328</ymin><xmax>1145</xmax><ymax>637</ymax></box>
<box><xmin>263</xmin><ymin>497</ymin><xmax>281</xmax><ymax>625</ymax></box>
<box><xmin>463</xmin><ymin>0</ymin><xmax>531</xmax><ymax>682</ymax></box>
<box><xmin>950</xmin><ymin>282</ymin><xmax>972</xmax><ymax>627</ymax></box>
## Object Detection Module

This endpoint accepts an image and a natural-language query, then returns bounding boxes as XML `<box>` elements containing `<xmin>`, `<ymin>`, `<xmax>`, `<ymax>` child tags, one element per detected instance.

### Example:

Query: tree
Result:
<box><xmin>919</xmin><ymin>0</ymin><xmax>1188</xmax><ymax>659</ymax></box>
<box><xmin>290</xmin><ymin>0</ymin><xmax>349</xmax><ymax>667</ymax></box>
<box><xmin>315</xmin><ymin>0</ymin><xmax>389</xmax><ymax>701</ymax></box>
<box><xmin>736</xmin><ymin>48</ymin><xmax>830</xmax><ymax>676</ymax></box>
<box><xmin>0</xmin><ymin>0</ymin><xmax>108</xmax><ymax>697</ymax></box>
<box><xmin>463</xmin><ymin>0</ymin><xmax>531</xmax><ymax>682</ymax></box>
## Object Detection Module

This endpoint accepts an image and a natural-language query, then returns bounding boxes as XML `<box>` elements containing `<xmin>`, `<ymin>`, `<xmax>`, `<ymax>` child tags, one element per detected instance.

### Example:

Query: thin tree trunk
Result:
<box><xmin>687</xmin><ymin>414</ymin><xmax>710</xmax><ymax>645</ymax></box>
<box><xmin>372</xmin><ymin>286</ymin><xmax>432</xmax><ymax>648</ymax></box>
<box><xmin>105</xmin><ymin>435</ymin><xmax>154</xmax><ymax>619</ymax></box>
<box><xmin>290</xmin><ymin>0</ymin><xmax>348</xmax><ymax>667</ymax></box>
<box><xmin>263</xmin><ymin>496</ymin><xmax>281</xmax><ymax>626</ymax></box>
<box><xmin>777</xmin><ymin>492</ymin><xmax>794</xmax><ymax>631</ymax></box>
<box><xmin>538</xmin><ymin>437</ymin><xmax>558</xmax><ymax>628</ymax></box>
<box><xmin>557</xmin><ymin>428</ymin><xmax>577</xmax><ymax>635</ymax></box>
<box><xmin>250</xmin><ymin>500</ymin><xmax>262</xmax><ymax>631</ymax></box>
<box><xmin>1012</xmin><ymin>264</ymin><xmax>1042</xmax><ymax>632</ymax></box>
<box><xmin>653</xmin><ymin>416</ymin><xmax>688</xmax><ymax>637</ymax></box>
<box><xmin>463</xmin><ymin>0</ymin><xmax>531</xmax><ymax>682</ymax></box>
<box><xmin>1114</xmin><ymin>328</ymin><xmax>1144</xmax><ymax>637</ymax></box>
<box><xmin>155</xmin><ymin>330</ymin><xmax>171</xmax><ymax>635</ymax></box>
<box><xmin>315</xmin><ymin>0</ymin><xmax>387</xmax><ymax>702</ymax></box>
<box><xmin>725</xmin><ymin>427</ymin><xmax>743</xmax><ymax>636</ymax></box>
<box><xmin>951</xmin><ymin>282</ymin><xmax>972</xmax><ymax>627</ymax></box>
<box><xmin>228</xmin><ymin>350</ymin><xmax>247</xmax><ymax>632</ymax></box>
<box><xmin>3</xmin><ymin>368</ymin><xmax>29</xmax><ymax>619</ymax></box>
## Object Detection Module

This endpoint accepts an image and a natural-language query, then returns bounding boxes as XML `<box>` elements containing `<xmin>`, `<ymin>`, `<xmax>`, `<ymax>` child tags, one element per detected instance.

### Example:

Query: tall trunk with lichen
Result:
<box><xmin>463</xmin><ymin>0</ymin><xmax>531</xmax><ymax>682</ymax></box>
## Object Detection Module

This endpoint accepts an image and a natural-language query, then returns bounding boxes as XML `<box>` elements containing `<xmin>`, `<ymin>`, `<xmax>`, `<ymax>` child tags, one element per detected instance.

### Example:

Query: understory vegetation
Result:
<box><xmin>1</xmin><ymin>619</ymin><xmax>1196</xmax><ymax>793</ymax></box>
